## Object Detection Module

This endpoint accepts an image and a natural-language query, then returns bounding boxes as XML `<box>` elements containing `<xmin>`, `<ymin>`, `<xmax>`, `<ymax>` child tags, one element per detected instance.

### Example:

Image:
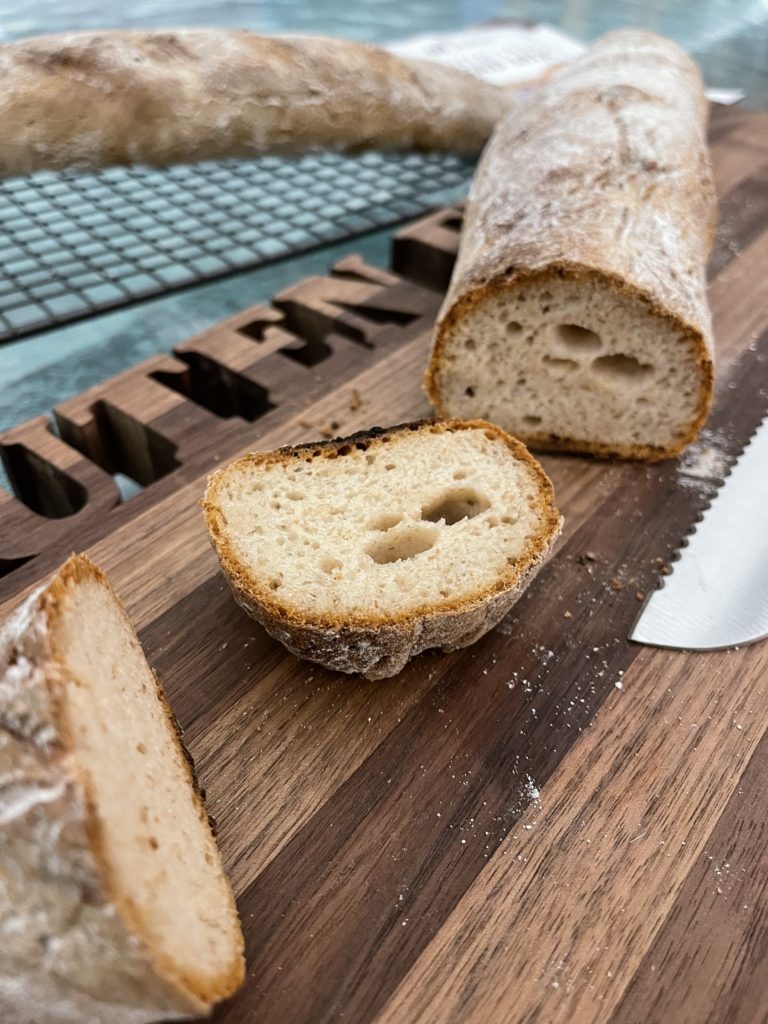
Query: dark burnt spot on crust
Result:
<box><xmin>279</xmin><ymin>420</ymin><xmax>439</xmax><ymax>462</ymax></box>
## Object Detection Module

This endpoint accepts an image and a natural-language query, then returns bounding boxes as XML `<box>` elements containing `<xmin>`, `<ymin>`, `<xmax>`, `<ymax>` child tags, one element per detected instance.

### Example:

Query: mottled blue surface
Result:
<box><xmin>0</xmin><ymin>0</ymin><xmax>766</xmax><ymax>480</ymax></box>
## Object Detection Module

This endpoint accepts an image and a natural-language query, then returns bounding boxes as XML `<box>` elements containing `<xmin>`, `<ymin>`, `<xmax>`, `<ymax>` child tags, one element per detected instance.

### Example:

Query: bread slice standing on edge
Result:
<box><xmin>0</xmin><ymin>555</ymin><xmax>244</xmax><ymax>1024</ymax></box>
<box><xmin>426</xmin><ymin>30</ymin><xmax>716</xmax><ymax>461</ymax></box>
<box><xmin>203</xmin><ymin>420</ymin><xmax>562</xmax><ymax>680</ymax></box>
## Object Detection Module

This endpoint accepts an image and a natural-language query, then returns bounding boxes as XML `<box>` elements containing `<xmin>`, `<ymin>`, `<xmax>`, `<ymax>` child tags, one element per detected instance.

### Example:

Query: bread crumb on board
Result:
<box><xmin>677</xmin><ymin>427</ymin><xmax>729</xmax><ymax>490</ymax></box>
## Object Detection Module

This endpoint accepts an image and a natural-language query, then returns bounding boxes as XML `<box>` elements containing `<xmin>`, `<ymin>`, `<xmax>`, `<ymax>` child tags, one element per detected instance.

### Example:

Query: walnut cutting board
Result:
<box><xmin>2</xmin><ymin>105</ymin><xmax>768</xmax><ymax>1024</ymax></box>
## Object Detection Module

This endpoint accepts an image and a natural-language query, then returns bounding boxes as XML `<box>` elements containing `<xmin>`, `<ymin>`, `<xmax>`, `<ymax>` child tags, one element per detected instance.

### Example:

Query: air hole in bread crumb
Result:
<box><xmin>636</xmin><ymin>397</ymin><xmax>649</xmax><ymax>405</ymax></box>
<box><xmin>507</xmin><ymin>321</ymin><xmax>523</xmax><ymax>335</ymax></box>
<box><xmin>136</xmin><ymin>742</ymin><xmax>147</xmax><ymax>755</ymax></box>
<box><xmin>286</xmin><ymin>490</ymin><xmax>305</xmax><ymax>501</ymax></box>
<box><xmin>592</xmin><ymin>353</ymin><xmax>654</xmax><ymax>384</ymax></box>
<box><xmin>369</xmin><ymin>513</ymin><xmax>402</xmax><ymax>532</ymax></box>
<box><xmin>523</xmin><ymin>415</ymin><xmax>543</xmax><ymax>426</ymax></box>
<box><xmin>422</xmin><ymin>488</ymin><xmax>490</xmax><ymax>525</ymax></box>
<box><xmin>501</xmin><ymin>515</ymin><xmax>517</xmax><ymax>525</ymax></box>
<box><xmin>268</xmin><ymin>579</ymin><xmax>282</xmax><ymax>590</ymax></box>
<box><xmin>366</xmin><ymin>525</ymin><xmax>438</xmax><ymax>564</ymax></box>
<box><xmin>556</xmin><ymin>323</ymin><xmax>603</xmax><ymax>352</ymax></box>
<box><xmin>465</xmin><ymin>338</ymin><xmax>476</xmax><ymax>350</ymax></box>
<box><xmin>465</xmin><ymin>386</ymin><xmax>475</xmax><ymax>397</ymax></box>
<box><xmin>543</xmin><ymin>355</ymin><xmax>579</xmax><ymax>373</ymax></box>
<box><xmin>385</xmin><ymin>463</ymin><xmax>396</xmax><ymax>471</ymax></box>
<box><xmin>320</xmin><ymin>557</ymin><xmax>342</xmax><ymax>574</ymax></box>
<box><xmin>453</xmin><ymin>470</ymin><xmax>467</xmax><ymax>480</ymax></box>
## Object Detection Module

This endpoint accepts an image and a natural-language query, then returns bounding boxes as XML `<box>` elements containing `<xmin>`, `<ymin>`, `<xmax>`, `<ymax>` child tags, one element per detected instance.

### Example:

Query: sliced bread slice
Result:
<box><xmin>0</xmin><ymin>555</ymin><xmax>244</xmax><ymax>1024</ymax></box>
<box><xmin>203</xmin><ymin>419</ymin><xmax>562</xmax><ymax>679</ymax></box>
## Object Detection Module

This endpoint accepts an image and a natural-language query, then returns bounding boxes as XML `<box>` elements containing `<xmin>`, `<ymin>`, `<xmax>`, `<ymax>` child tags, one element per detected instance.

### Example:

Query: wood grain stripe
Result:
<box><xmin>373</xmin><ymin>640</ymin><xmax>768</xmax><ymax>1024</ymax></box>
<box><xmin>708</xmin><ymin>235</ymin><xmax>768</xmax><ymax>367</ymax></box>
<box><xmin>708</xmin><ymin>163</ymin><xmax>768</xmax><ymax>278</ymax></box>
<box><xmin>608</xmin><ymin>729</ymin><xmax>768</xmax><ymax>1024</ymax></box>
<box><xmin>710</xmin><ymin>138</ymin><xmax>768</xmax><ymax>195</ymax></box>
<box><xmin>706</xmin><ymin>106</ymin><xmax>757</xmax><ymax>145</ymax></box>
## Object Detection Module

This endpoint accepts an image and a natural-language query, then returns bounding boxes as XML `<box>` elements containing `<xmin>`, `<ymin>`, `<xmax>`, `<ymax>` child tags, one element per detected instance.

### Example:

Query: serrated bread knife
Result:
<box><xmin>630</xmin><ymin>416</ymin><xmax>768</xmax><ymax>651</ymax></box>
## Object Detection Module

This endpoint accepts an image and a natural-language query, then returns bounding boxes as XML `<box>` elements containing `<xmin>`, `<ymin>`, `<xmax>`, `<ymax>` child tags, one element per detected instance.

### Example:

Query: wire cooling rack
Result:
<box><xmin>0</xmin><ymin>150</ymin><xmax>473</xmax><ymax>343</ymax></box>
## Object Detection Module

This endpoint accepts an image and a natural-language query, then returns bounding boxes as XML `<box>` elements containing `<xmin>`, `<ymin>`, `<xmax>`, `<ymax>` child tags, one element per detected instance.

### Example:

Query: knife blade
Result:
<box><xmin>629</xmin><ymin>416</ymin><xmax>768</xmax><ymax>651</ymax></box>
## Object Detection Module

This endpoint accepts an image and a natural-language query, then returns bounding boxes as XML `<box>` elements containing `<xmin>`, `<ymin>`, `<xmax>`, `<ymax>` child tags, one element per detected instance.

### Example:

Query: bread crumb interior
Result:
<box><xmin>436</xmin><ymin>277</ymin><xmax>703</xmax><ymax>450</ymax></box>
<box><xmin>215</xmin><ymin>425</ymin><xmax>546</xmax><ymax>618</ymax></box>
<box><xmin>52</xmin><ymin>577</ymin><xmax>239</xmax><ymax>1002</ymax></box>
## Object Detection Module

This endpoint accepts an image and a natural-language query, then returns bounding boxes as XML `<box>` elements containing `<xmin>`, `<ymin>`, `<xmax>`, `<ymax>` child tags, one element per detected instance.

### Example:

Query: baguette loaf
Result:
<box><xmin>426</xmin><ymin>30</ymin><xmax>716</xmax><ymax>460</ymax></box>
<box><xmin>203</xmin><ymin>420</ymin><xmax>562</xmax><ymax>680</ymax></box>
<box><xmin>0</xmin><ymin>29</ymin><xmax>515</xmax><ymax>176</ymax></box>
<box><xmin>0</xmin><ymin>555</ymin><xmax>244</xmax><ymax>1023</ymax></box>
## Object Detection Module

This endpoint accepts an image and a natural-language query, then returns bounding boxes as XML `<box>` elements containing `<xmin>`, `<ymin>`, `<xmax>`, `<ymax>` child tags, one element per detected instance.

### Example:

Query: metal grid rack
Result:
<box><xmin>0</xmin><ymin>150</ymin><xmax>473</xmax><ymax>344</ymax></box>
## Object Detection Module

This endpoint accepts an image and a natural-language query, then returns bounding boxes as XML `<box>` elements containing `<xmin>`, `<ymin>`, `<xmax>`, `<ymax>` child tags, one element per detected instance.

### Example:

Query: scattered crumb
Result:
<box><xmin>298</xmin><ymin>419</ymin><xmax>313</xmax><ymax>429</ymax></box>
<box><xmin>577</xmin><ymin>551</ymin><xmax>598</xmax><ymax>566</ymax></box>
<box><xmin>349</xmin><ymin>389</ymin><xmax>362</xmax><ymax>411</ymax></box>
<box><xmin>636</xmin><ymin>591</ymin><xmax>645</xmax><ymax>602</ymax></box>
<box><xmin>524</xmin><ymin>775</ymin><xmax>541</xmax><ymax>803</ymax></box>
<box><xmin>563</xmin><ymin>610</ymin><xmax>572</xmax><ymax>619</ymax></box>
<box><xmin>678</xmin><ymin>428</ymin><xmax>729</xmax><ymax>489</ymax></box>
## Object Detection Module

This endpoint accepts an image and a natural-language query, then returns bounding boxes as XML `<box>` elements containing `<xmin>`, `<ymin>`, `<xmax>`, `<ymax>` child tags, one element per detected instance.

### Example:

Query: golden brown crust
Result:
<box><xmin>426</xmin><ymin>30</ymin><xmax>716</xmax><ymax>462</ymax></box>
<box><xmin>426</xmin><ymin>266</ymin><xmax>715</xmax><ymax>462</ymax></box>
<box><xmin>9</xmin><ymin>554</ymin><xmax>244</xmax><ymax>1018</ymax></box>
<box><xmin>203</xmin><ymin>420</ymin><xmax>562</xmax><ymax>679</ymax></box>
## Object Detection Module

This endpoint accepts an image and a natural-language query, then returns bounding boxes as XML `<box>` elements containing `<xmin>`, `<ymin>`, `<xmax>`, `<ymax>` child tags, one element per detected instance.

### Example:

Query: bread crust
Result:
<box><xmin>426</xmin><ymin>30</ymin><xmax>716</xmax><ymax>461</ymax></box>
<box><xmin>203</xmin><ymin>420</ymin><xmax>562</xmax><ymax>679</ymax></box>
<box><xmin>0</xmin><ymin>30</ymin><xmax>514</xmax><ymax>176</ymax></box>
<box><xmin>0</xmin><ymin>555</ymin><xmax>244</xmax><ymax>1024</ymax></box>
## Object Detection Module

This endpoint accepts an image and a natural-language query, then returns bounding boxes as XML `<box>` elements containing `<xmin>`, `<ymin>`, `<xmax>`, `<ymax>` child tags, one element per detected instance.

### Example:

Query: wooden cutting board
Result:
<box><xmin>2</xmin><ymin>105</ymin><xmax>768</xmax><ymax>1024</ymax></box>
